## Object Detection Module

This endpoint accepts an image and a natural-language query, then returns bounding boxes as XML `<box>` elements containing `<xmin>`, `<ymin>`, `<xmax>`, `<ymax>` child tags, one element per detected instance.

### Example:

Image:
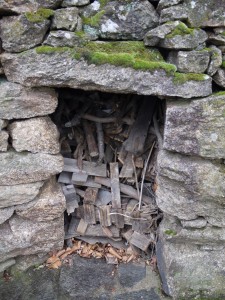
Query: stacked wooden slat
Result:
<box><xmin>56</xmin><ymin>91</ymin><xmax>163</xmax><ymax>254</ymax></box>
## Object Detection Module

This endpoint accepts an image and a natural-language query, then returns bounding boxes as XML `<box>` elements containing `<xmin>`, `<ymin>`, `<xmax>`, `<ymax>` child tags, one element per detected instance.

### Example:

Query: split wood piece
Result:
<box><xmin>60</xmin><ymin>139</ymin><xmax>72</xmax><ymax>158</ymax></box>
<box><xmin>117</xmin><ymin>145</ymin><xmax>127</xmax><ymax>165</ymax></box>
<box><xmin>72</xmin><ymin>178</ymin><xmax>101</xmax><ymax>188</ymax></box>
<box><xmin>75</xmin><ymin>237</ymin><xmax>123</xmax><ymax>248</ymax></box>
<box><xmin>62</xmin><ymin>184</ymin><xmax>80</xmax><ymax>214</ymax></box>
<box><xmin>98</xmin><ymin>206</ymin><xmax>112</xmax><ymax>227</ymax></box>
<box><xmin>75</xmin><ymin>205</ymin><xmax>84</xmax><ymax>219</ymax></box>
<box><xmin>83</xmin><ymin>204</ymin><xmax>96</xmax><ymax>225</ymax></box>
<box><xmin>121</xmin><ymin>228</ymin><xmax>133</xmax><ymax>242</ymax></box>
<box><xmin>119</xmin><ymin>153</ymin><xmax>133</xmax><ymax>178</ymax></box>
<box><xmin>65</xmin><ymin>224</ymin><xmax>120</xmax><ymax>239</ymax></box>
<box><xmin>83</xmin><ymin>187</ymin><xmax>98</xmax><ymax>204</ymax></box>
<box><xmin>134</xmin><ymin>156</ymin><xmax>144</xmax><ymax>169</ymax></box>
<box><xmin>95</xmin><ymin>177</ymin><xmax>152</xmax><ymax>205</ymax></box>
<box><xmin>132</xmin><ymin>219</ymin><xmax>152</xmax><ymax>234</ymax></box>
<box><xmin>124</xmin><ymin>98</ymin><xmax>156</xmax><ymax>155</ymax></box>
<box><xmin>110</xmin><ymin>163</ymin><xmax>121</xmax><ymax>209</ymax></box>
<box><xmin>95</xmin><ymin>189</ymin><xmax>112</xmax><ymax>207</ymax></box>
<box><xmin>82</xmin><ymin>119</ymin><xmax>99</xmax><ymax>158</ymax></box>
<box><xmin>63</xmin><ymin>157</ymin><xmax>107</xmax><ymax>177</ymax></box>
<box><xmin>75</xmin><ymin>188</ymin><xmax>85</xmax><ymax>198</ymax></box>
<box><xmin>124</xmin><ymin>199</ymin><xmax>138</xmax><ymax>225</ymax></box>
<box><xmin>129</xmin><ymin>231</ymin><xmax>152</xmax><ymax>252</ymax></box>
<box><xmin>71</xmin><ymin>170</ymin><xmax>88</xmax><ymax>183</ymax></box>
<box><xmin>104</xmin><ymin>143</ymin><xmax>114</xmax><ymax>164</ymax></box>
<box><xmin>58</xmin><ymin>172</ymin><xmax>72</xmax><ymax>184</ymax></box>
<box><xmin>96</xmin><ymin>122</ymin><xmax>104</xmax><ymax>163</ymax></box>
<box><xmin>76</xmin><ymin>218</ymin><xmax>88</xmax><ymax>235</ymax></box>
<box><xmin>110</xmin><ymin>208</ymin><xmax>124</xmax><ymax>229</ymax></box>
<box><xmin>67</xmin><ymin>216</ymin><xmax>80</xmax><ymax>236</ymax></box>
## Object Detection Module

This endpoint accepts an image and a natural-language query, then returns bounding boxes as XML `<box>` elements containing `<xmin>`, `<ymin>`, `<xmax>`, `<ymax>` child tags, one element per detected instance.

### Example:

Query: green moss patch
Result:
<box><xmin>25</xmin><ymin>8</ymin><xmax>54</xmax><ymax>23</ymax></box>
<box><xmin>166</xmin><ymin>22</ymin><xmax>195</xmax><ymax>38</ymax></box>
<box><xmin>214</xmin><ymin>91</ymin><xmax>225</xmax><ymax>96</ymax></box>
<box><xmin>36</xmin><ymin>46</ymin><xmax>71</xmax><ymax>54</ymax></box>
<box><xmin>82</xmin><ymin>10</ymin><xmax>105</xmax><ymax>27</ymax></box>
<box><xmin>164</xmin><ymin>229</ymin><xmax>177</xmax><ymax>236</ymax></box>
<box><xmin>221</xmin><ymin>61</ymin><xmax>225</xmax><ymax>68</ymax></box>
<box><xmin>173</xmin><ymin>72</ymin><xmax>208</xmax><ymax>84</ymax></box>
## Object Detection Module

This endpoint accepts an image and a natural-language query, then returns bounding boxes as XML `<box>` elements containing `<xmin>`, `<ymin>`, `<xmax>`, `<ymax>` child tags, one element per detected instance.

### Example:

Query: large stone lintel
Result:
<box><xmin>1</xmin><ymin>50</ymin><xmax>212</xmax><ymax>99</ymax></box>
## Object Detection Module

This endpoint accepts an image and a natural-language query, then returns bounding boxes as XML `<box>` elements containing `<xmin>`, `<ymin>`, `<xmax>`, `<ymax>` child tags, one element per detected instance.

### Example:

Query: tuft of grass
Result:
<box><xmin>214</xmin><ymin>91</ymin><xmax>225</xmax><ymax>96</ymax></box>
<box><xmin>173</xmin><ymin>72</ymin><xmax>209</xmax><ymax>84</ymax></box>
<box><xmin>166</xmin><ymin>22</ymin><xmax>195</xmax><ymax>38</ymax></box>
<box><xmin>82</xmin><ymin>10</ymin><xmax>105</xmax><ymax>27</ymax></box>
<box><xmin>35</xmin><ymin>46</ymin><xmax>71</xmax><ymax>54</ymax></box>
<box><xmin>25</xmin><ymin>8</ymin><xmax>54</xmax><ymax>23</ymax></box>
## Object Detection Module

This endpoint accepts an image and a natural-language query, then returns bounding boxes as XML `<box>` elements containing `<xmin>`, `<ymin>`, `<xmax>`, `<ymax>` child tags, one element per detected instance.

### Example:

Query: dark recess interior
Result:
<box><xmin>51</xmin><ymin>88</ymin><xmax>165</xmax><ymax>263</ymax></box>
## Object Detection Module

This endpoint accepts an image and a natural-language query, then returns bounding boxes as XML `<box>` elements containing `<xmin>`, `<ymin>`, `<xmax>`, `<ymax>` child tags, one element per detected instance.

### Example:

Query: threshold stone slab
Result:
<box><xmin>0</xmin><ymin>151</ymin><xmax>63</xmax><ymax>185</ymax></box>
<box><xmin>0</xmin><ymin>78</ymin><xmax>58</xmax><ymax>119</ymax></box>
<box><xmin>1</xmin><ymin>49</ymin><xmax>212</xmax><ymax>98</ymax></box>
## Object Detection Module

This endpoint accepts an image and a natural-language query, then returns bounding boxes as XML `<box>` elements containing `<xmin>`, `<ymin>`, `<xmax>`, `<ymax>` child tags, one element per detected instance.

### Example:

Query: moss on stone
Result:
<box><xmin>214</xmin><ymin>91</ymin><xmax>225</xmax><ymax>96</ymax></box>
<box><xmin>164</xmin><ymin>229</ymin><xmax>177</xmax><ymax>236</ymax></box>
<box><xmin>82</xmin><ymin>10</ymin><xmax>105</xmax><ymax>27</ymax></box>
<box><xmin>25</xmin><ymin>8</ymin><xmax>54</xmax><ymax>23</ymax></box>
<box><xmin>36</xmin><ymin>46</ymin><xmax>71</xmax><ymax>54</ymax></box>
<box><xmin>222</xmin><ymin>61</ymin><xmax>225</xmax><ymax>68</ymax></box>
<box><xmin>173</xmin><ymin>72</ymin><xmax>208</xmax><ymax>84</ymax></box>
<box><xmin>166</xmin><ymin>22</ymin><xmax>195</xmax><ymax>38</ymax></box>
<box><xmin>74</xmin><ymin>31</ymin><xmax>86</xmax><ymax>38</ymax></box>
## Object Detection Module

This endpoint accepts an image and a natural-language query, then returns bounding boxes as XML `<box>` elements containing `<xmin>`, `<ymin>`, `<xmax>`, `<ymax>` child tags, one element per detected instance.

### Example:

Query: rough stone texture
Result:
<box><xmin>0</xmin><ymin>130</ymin><xmax>8</xmax><ymax>152</ymax></box>
<box><xmin>0</xmin><ymin>120</ymin><xmax>7</xmax><ymax>129</ymax></box>
<box><xmin>44</xmin><ymin>30</ymin><xmax>84</xmax><ymax>47</ymax></box>
<box><xmin>0</xmin><ymin>214</ymin><xmax>64</xmax><ymax>263</ymax></box>
<box><xmin>207</xmin><ymin>45</ymin><xmax>222</xmax><ymax>76</ymax></box>
<box><xmin>157</xmin><ymin>217</ymin><xmax>225</xmax><ymax>299</ymax></box>
<box><xmin>159</xmin><ymin>5</ymin><xmax>188</xmax><ymax>24</ymax></box>
<box><xmin>0</xmin><ymin>15</ymin><xmax>50</xmax><ymax>53</ymax></box>
<box><xmin>1</xmin><ymin>49</ymin><xmax>212</xmax><ymax>99</ymax></box>
<box><xmin>0</xmin><ymin>78</ymin><xmax>58</xmax><ymax>119</ymax></box>
<box><xmin>0</xmin><ymin>256</ymin><xmax>167</xmax><ymax>300</ymax></box>
<box><xmin>156</xmin><ymin>150</ymin><xmax>225</xmax><ymax>225</ymax></box>
<box><xmin>0</xmin><ymin>0</ymin><xmax>61</xmax><ymax>14</ymax></box>
<box><xmin>82</xmin><ymin>0</ymin><xmax>159</xmax><ymax>40</ymax></box>
<box><xmin>16</xmin><ymin>178</ymin><xmax>66</xmax><ymax>222</ymax></box>
<box><xmin>207</xmin><ymin>32</ymin><xmax>225</xmax><ymax>46</ymax></box>
<box><xmin>0</xmin><ymin>151</ymin><xmax>63</xmax><ymax>185</ymax></box>
<box><xmin>0</xmin><ymin>181</ymin><xmax>44</xmax><ymax>209</ymax></box>
<box><xmin>167</xmin><ymin>50</ymin><xmax>210</xmax><ymax>73</ymax></box>
<box><xmin>144</xmin><ymin>21</ymin><xmax>207</xmax><ymax>49</ymax></box>
<box><xmin>0</xmin><ymin>259</ymin><xmax>16</xmax><ymax>273</ymax></box>
<box><xmin>15</xmin><ymin>253</ymin><xmax>48</xmax><ymax>271</ymax></box>
<box><xmin>213</xmin><ymin>68</ymin><xmax>225</xmax><ymax>87</ymax></box>
<box><xmin>9</xmin><ymin>117</ymin><xmax>60</xmax><ymax>154</ymax></box>
<box><xmin>0</xmin><ymin>207</ymin><xmax>14</xmax><ymax>225</ymax></box>
<box><xmin>163</xmin><ymin>94</ymin><xmax>225</xmax><ymax>159</ymax></box>
<box><xmin>180</xmin><ymin>218</ymin><xmax>207</xmax><ymax>229</ymax></box>
<box><xmin>62</xmin><ymin>0</ymin><xmax>90</xmax><ymax>6</ymax></box>
<box><xmin>157</xmin><ymin>0</ymin><xmax>182</xmax><ymax>11</ymax></box>
<box><xmin>52</xmin><ymin>7</ymin><xmax>80</xmax><ymax>31</ymax></box>
<box><xmin>184</xmin><ymin>0</ymin><xmax>225</xmax><ymax>28</ymax></box>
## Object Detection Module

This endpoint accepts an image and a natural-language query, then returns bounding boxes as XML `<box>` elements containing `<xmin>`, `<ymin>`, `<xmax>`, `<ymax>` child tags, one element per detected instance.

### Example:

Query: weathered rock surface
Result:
<box><xmin>0</xmin><ymin>214</ymin><xmax>64</xmax><ymax>263</ymax></box>
<box><xmin>144</xmin><ymin>21</ymin><xmax>207</xmax><ymax>49</ymax></box>
<box><xmin>207</xmin><ymin>32</ymin><xmax>225</xmax><ymax>46</ymax></box>
<box><xmin>0</xmin><ymin>259</ymin><xmax>16</xmax><ymax>273</ymax></box>
<box><xmin>0</xmin><ymin>151</ymin><xmax>63</xmax><ymax>185</ymax></box>
<box><xmin>0</xmin><ymin>15</ymin><xmax>50</xmax><ymax>53</ymax></box>
<box><xmin>156</xmin><ymin>150</ymin><xmax>225</xmax><ymax>224</ymax></box>
<box><xmin>163</xmin><ymin>94</ymin><xmax>225</xmax><ymax>158</ymax></box>
<box><xmin>1</xmin><ymin>49</ymin><xmax>212</xmax><ymax>98</ymax></box>
<box><xmin>167</xmin><ymin>50</ymin><xmax>210</xmax><ymax>73</ymax></box>
<box><xmin>0</xmin><ymin>207</ymin><xmax>14</xmax><ymax>225</ymax></box>
<box><xmin>0</xmin><ymin>181</ymin><xmax>44</xmax><ymax>208</ymax></box>
<box><xmin>207</xmin><ymin>46</ymin><xmax>222</xmax><ymax>76</ymax></box>
<box><xmin>9</xmin><ymin>117</ymin><xmax>60</xmax><ymax>154</ymax></box>
<box><xmin>0</xmin><ymin>78</ymin><xmax>58</xmax><ymax>119</ymax></box>
<box><xmin>62</xmin><ymin>0</ymin><xmax>90</xmax><ymax>6</ymax></box>
<box><xmin>82</xmin><ymin>0</ymin><xmax>159</xmax><ymax>40</ymax></box>
<box><xmin>0</xmin><ymin>120</ymin><xmax>7</xmax><ymax>129</ymax></box>
<box><xmin>0</xmin><ymin>130</ymin><xmax>8</xmax><ymax>151</ymax></box>
<box><xmin>0</xmin><ymin>0</ymin><xmax>61</xmax><ymax>14</ymax></box>
<box><xmin>213</xmin><ymin>68</ymin><xmax>225</xmax><ymax>87</ymax></box>
<box><xmin>16</xmin><ymin>178</ymin><xmax>66</xmax><ymax>222</ymax></box>
<box><xmin>52</xmin><ymin>7</ymin><xmax>80</xmax><ymax>31</ymax></box>
<box><xmin>159</xmin><ymin>5</ymin><xmax>188</xmax><ymax>24</ymax></box>
<box><xmin>44</xmin><ymin>30</ymin><xmax>84</xmax><ymax>47</ymax></box>
<box><xmin>157</xmin><ymin>0</ymin><xmax>182</xmax><ymax>11</ymax></box>
<box><xmin>157</xmin><ymin>217</ymin><xmax>225</xmax><ymax>299</ymax></box>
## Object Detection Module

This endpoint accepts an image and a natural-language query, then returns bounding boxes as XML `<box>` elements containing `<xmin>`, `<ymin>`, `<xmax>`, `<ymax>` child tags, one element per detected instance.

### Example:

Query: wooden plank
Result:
<box><xmin>76</xmin><ymin>218</ymin><xmax>88</xmax><ymax>235</ymax></box>
<box><xmin>95</xmin><ymin>189</ymin><xmax>112</xmax><ymax>207</ymax></box>
<box><xmin>95</xmin><ymin>177</ymin><xmax>151</xmax><ymax>205</ymax></box>
<box><xmin>110</xmin><ymin>162</ymin><xmax>121</xmax><ymax>209</ymax></box>
<box><xmin>98</xmin><ymin>206</ymin><xmax>112</xmax><ymax>227</ymax></box>
<box><xmin>67</xmin><ymin>216</ymin><xmax>79</xmax><ymax>236</ymax></box>
<box><xmin>83</xmin><ymin>204</ymin><xmax>96</xmax><ymax>224</ymax></box>
<box><xmin>83</xmin><ymin>187</ymin><xmax>98</xmax><ymax>204</ymax></box>
<box><xmin>129</xmin><ymin>231</ymin><xmax>152</xmax><ymax>252</ymax></box>
<box><xmin>82</xmin><ymin>119</ymin><xmax>99</xmax><ymax>158</ymax></box>
<box><xmin>72</xmin><ymin>178</ymin><xmax>101</xmax><ymax>188</ymax></box>
<box><xmin>111</xmin><ymin>208</ymin><xmax>124</xmax><ymax>229</ymax></box>
<box><xmin>58</xmin><ymin>172</ymin><xmax>72</xmax><ymax>184</ymax></box>
<box><xmin>85</xmin><ymin>225</ymin><xmax>120</xmax><ymax>238</ymax></box>
<box><xmin>124</xmin><ymin>98</ymin><xmax>156</xmax><ymax>155</ymax></box>
<box><xmin>71</xmin><ymin>171</ymin><xmax>88</xmax><ymax>183</ymax></box>
<box><xmin>121</xmin><ymin>228</ymin><xmax>133</xmax><ymax>242</ymax></box>
<box><xmin>117</xmin><ymin>145</ymin><xmax>127</xmax><ymax>165</ymax></box>
<box><xmin>119</xmin><ymin>152</ymin><xmax>133</xmax><ymax>178</ymax></box>
<box><xmin>62</xmin><ymin>185</ymin><xmax>80</xmax><ymax>214</ymax></box>
<box><xmin>63</xmin><ymin>157</ymin><xmax>106</xmax><ymax>177</ymax></box>
<box><xmin>132</xmin><ymin>219</ymin><xmax>152</xmax><ymax>234</ymax></box>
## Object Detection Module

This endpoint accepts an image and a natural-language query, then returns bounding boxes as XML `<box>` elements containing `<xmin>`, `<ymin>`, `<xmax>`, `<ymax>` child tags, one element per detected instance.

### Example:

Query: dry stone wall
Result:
<box><xmin>0</xmin><ymin>0</ymin><xmax>225</xmax><ymax>299</ymax></box>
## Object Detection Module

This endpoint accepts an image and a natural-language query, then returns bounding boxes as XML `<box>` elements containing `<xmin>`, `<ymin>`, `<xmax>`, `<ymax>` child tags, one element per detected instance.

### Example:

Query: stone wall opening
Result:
<box><xmin>52</xmin><ymin>87</ymin><xmax>165</xmax><ymax>262</ymax></box>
